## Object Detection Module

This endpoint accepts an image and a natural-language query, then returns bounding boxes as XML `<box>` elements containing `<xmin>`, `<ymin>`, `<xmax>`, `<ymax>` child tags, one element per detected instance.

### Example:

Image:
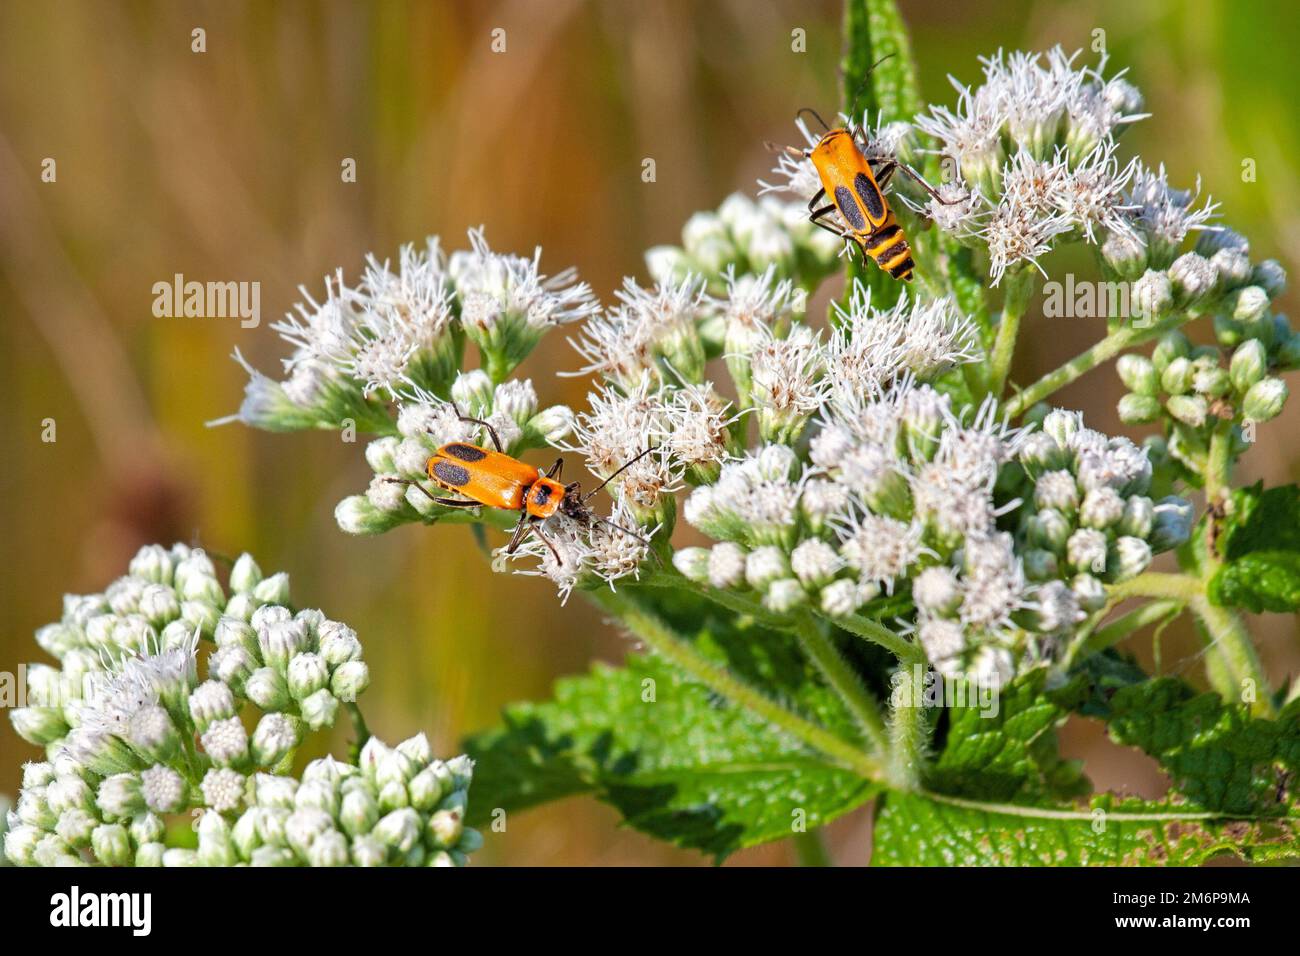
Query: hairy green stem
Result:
<box><xmin>1005</xmin><ymin>313</ymin><xmax>1189</xmax><ymax>418</ymax></box>
<box><xmin>986</xmin><ymin>270</ymin><xmax>1035</xmax><ymax>397</ymax></box>
<box><xmin>825</xmin><ymin>611</ymin><xmax>925</xmax><ymax>664</ymax></box>
<box><xmin>1191</xmin><ymin>597</ymin><xmax>1275</xmax><ymax>718</ymax></box>
<box><xmin>1106</xmin><ymin>572</ymin><xmax>1273</xmax><ymax>717</ymax></box>
<box><xmin>794</xmin><ymin>613</ymin><xmax>888</xmax><ymax>755</ymax></box>
<box><xmin>791</xmin><ymin>828</ymin><xmax>834</xmax><ymax>867</ymax></box>
<box><xmin>593</xmin><ymin>590</ymin><xmax>882</xmax><ymax>779</ymax></box>
<box><xmin>1067</xmin><ymin>599</ymin><xmax>1184</xmax><ymax>668</ymax></box>
<box><xmin>885</xmin><ymin>665</ymin><xmax>928</xmax><ymax>791</ymax></box>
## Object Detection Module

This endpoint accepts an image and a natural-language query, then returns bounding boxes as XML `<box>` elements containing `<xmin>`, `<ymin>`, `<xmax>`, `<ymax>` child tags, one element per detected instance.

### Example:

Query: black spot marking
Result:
<box><xmin>432</xmin><ymin>460</ymin><xmax>471</xmax><ymax>487</ymax></box>
<box><xmin>834</xmin><ymin>185</ymin><xmax>867</xmax><ymax>231</ymax></box>
<box><xmin>532</xmin><ymin>484</ymin><xmax>552</xmax><ymax>506</ymax></box>
<box><xmin>854</xmin><ymin>172</ymin><xmax>885</xmax><ymax>222</ymax></box>
<box><xmin>444</xmin><ymin>443</ymin><xmax>487</xmax><ymax>462</ymax></box>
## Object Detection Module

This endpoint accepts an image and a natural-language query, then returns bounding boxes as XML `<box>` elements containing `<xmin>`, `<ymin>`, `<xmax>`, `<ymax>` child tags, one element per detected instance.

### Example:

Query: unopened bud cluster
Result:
<box><xmin>187</xmin><ymin>737</ymin><xmax>479</xmax><ymax>867</ymax></box>
<box><xmin>1116</xmin><ymin>251</ymin><xmax>1292</xmax><ymax>453</ymax></box>
<box><xmin>647</xmin><ymin>192</ymin><xmax>842</xmax><ymax>294</ymax></box>
<box><xmin>5</xmin><ymin>544</ymin><xmax>476</xmax><ymax>867</ymax></box>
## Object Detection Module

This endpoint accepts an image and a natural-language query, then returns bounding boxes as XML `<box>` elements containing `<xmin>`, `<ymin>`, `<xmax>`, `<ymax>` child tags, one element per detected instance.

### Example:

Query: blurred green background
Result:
<box><xmin>2</xmin><ymin>0</ymin><xmax>1297</xmax><ymax>865</ymax></box>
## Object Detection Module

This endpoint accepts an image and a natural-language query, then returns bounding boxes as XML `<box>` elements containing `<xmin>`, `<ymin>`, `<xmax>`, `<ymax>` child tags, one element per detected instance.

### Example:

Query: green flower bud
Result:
<box><xmin>10</xmin><ymin>707</ymin><xmax>69</xmax><ymax>746</ymax></box>
<box><xmin>287</xmin><ymin>652</ymin><xmax>330</xmax><ymax>701</ymax></box>
<box><xmin>96</xmin><ymin>773</ymin><xmax>145</xmax><ymax>819</ymax></box>
<box><xmin>1117</xmin><ymin>354</ymin><xmax>1159</xmax><ymax>395</ymax></box>
<box><xmin>90</xmin><ymin>823</ymin><xmax>132</xmax><ymax>866</ymax></box>
<box><xmin>339</xmin><ymin>788</ymin><xmax>380</xmax><ymax>837</ymax></box>
<box><xmin>330</xmin><ymin>661</ymin><xmax>370</xmax><ymax>703</ymax></box>
<box><xmin>1251</xmin><ymin>259</ymin><xmax>1287</xmax><ymax>298</ymax></box>
<box><xmin>1150</xmin><ymin>496</ymin><xmax>1194</xmax><ymax>552</ymax></box>
<box><xmin>1169</xmin><ymin>253</ymin><xmax>1218</xmax><ymax>309</ymax></box>
<box><xmin>1027</xmin><ymin>508</ymin><xmax>1072</xmax><ymax>554</ymax></box>
<box><xmin>1191</xmin><ymin>365</ymin><xmax>1230</xmax><ymax>399</ymax></box>
<box><xmin>1242</xmin><ymin>377</ymin><xmax>1288</xmax><ymax>422</ymax></box>
<box><xmin>130</xmin><ymin>811</ymin><xmax>166</xmax><ymax>845</ymax></box>
<box><xmin>197</xmin><ymin>809</ymin><xmax>237</xmax><ymax>866</ymax></box>
<box><xmin>1100</xmin><ymin>228</ymin><xmax>1149</xmax><ymax>280</ymax></box>
<box><xmin>1230</xmin><ymin>339</ymin><xmax>1268</xmax><ymax>393</ymax></box>
<box><xmin>214</xmin><ymin>617</ymin><xmax>259</xmax><ymax>656</ymax></box>
<box><xmin>245</xmin><ymin>667</ymin><xmax>292</xmax><ymax>712</ymax></box>
<box><xmin>428</xmin><ymin>807</ymin><xmax>465</xmax><ymax>849</ymax></box>
<box><xmin>1210</xmin><ymin>248</ymin><xmax>1252</xmax><ymax>291</ymax></box>
<box><xmin>307</xmin><ymin>830</ymin><xmax>350</xmax><ymax>867</ymax></box>
<box><xmin>1109</xmin><ymin>536</ymin><xmax>1153</xmax><ymax>582</ymax></box>
<box><xmin>1166</xmin><ymin>394</ymin><xmax>1208</xmax><ymax>427</ymax></box>
<box><xmin>252</xmin><ymin>572</ymin><xmax>291</xmax><ymax>606</ymax></box>
<box><xmin>135</xmin><ymin>842</ymin><xmax>165</xmax><ymax>867</ymax></box>
<box><xmin>1160</xmin><ymin>356</ymin><xmax>1194</xmax><ymax>395</ymax></box>
<box><xmin>1118</xmin><ymin>496</ymin><xmax>1155</xmax><ymax>539</ymax></box>
<box><xmin>1130</xmin><ymin>269</ymin><xmax>1174</xmax><ymax>322</ymax></box>
<box><xmin>300</xmin><ymin>689</ymin><xmax>339</xmax><ymax>731</ymax></box>
<box><xmin>672</xmin><ymin>547</ymin><xmax>711</xmax><ymax>583</ymax></box>
<box><xmin>251</xmin><ymin>713</ymin><xmax>302</xmax><ymax>767</ymax></box>
<box><xmin>763</xmin><ymin>578</ymin><xmax>807</xmax><ymax>614</ymax></box>
<box><xmin>1022</xmin><ymin>548</ymin><xmax>1059</xmax><ymax>581</ymax></box>
<box><xmin>1117</xmin><ymin>393</ymin><xmax>1162</xmax><ymax>425</ymax></box>
<box><xmin>1152</xmin><ymin>330</ymin><xmax>1192</xmax><ymax>373</ymax></box>
<box><xmin>373</xmin><ymin>807</ymin><xmax>421</xmax><ymax>854</ymax></box>
<box><xmin>1071</xmin><ymin>573</ymin><xmax>1107</xmax><ymax>612</ymax></box>
<box><xmin>1227</xmin><ymin>285</ymin><xmax>1270</xmax><ymax>324</ymax></box>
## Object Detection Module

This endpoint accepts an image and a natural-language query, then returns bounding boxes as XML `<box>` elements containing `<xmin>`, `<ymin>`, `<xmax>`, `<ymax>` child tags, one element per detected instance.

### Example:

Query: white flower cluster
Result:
<box><xmin>646</xmin><ymin>192</ymin><xmax>844</xmax><ymax>293</ymax></box>
<box><xmin>4</xmin><ymin>544</ymin><xmax>478</xmax><ymax>867</ymax></box>
<box><xmin>224</xmin><ymin>228</ymin><xmax>597</xmax><ymax>433</ymax></box>
<box><xmin>497</xmin><ymin>276</ymin><xmax>980</xmax><ymax>601</ymax></box>
<box><xmin>677</xmin><ymin>382</ymin><xmax>1193</xmax><ymax>685</ymax></box>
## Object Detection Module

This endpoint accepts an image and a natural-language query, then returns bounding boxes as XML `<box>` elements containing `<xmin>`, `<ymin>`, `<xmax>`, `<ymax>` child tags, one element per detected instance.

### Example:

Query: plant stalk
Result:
<box><xmin>794</xmin><ymin>613</ymin><xmax>888</xmax><ymax>755</ymax></box>
<box><xmin>593</xmin><ymin>590</ymin><xmax>883</xmax><ymax>779</ymax></box>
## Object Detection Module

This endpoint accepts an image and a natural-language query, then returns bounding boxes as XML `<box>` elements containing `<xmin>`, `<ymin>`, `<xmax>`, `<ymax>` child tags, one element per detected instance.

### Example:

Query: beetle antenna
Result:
<box><xmin>795</xmin><ymin>107</ymin><xmax>830</xmax><ymax>133</ymax></box>
<box><xmin>847</xmin><ymin>52</ymin><xmax>896</xmax><ymax>126</ymax></box>
<box><xmin>583</xmin><ymin>446</ymin><xmax>657</xmax><ymax>503</ymax></box>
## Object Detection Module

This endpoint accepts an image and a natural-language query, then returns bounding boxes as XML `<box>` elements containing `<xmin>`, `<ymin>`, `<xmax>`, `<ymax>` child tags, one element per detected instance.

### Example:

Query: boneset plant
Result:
<box><xmin>16</xmin><ymin>1</ymin><xmax>1297</xmax><ymax>866</ymax></box>
<box><xmin>5</xmin><ymin>544</ymin><xmax>480</xmax><ymax>867</ymax></box>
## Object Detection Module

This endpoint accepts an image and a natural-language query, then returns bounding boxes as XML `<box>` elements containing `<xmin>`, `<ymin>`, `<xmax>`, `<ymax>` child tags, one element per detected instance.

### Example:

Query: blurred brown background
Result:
<box><xmin>2</xmin><ymin>0</ymin><xmax>1297</xmax><ymax>865</ymax></box>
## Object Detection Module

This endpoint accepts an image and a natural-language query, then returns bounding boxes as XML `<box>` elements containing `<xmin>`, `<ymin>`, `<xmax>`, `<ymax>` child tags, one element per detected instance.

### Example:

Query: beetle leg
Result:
<box><xmin>809</xmin><ymin>203</ymin><xmax>849</xmax><ymax>241</ymax></box>
<box><xmin>504</xmin><ymin>511</ymin><xmax>533</xmax><ymax>554</ymax></box>
<box><xmin>805</xmin><ymin>187</ymin><xmax>827</xmax><ymax>213</ymax></box>
<box><xmin>531</xmin><ymin>522</ymin><xmax>563</xmax><ymax>565</ymax></box>
<box><xmin>451</xmin><ymin>402</ymin><xmax>504</xmax><ymax>452</ymax></box>
<box><xmin>874</xmin><ymin>160</ymin><xmax>964</xmax><ymax>205</ymax></box>
<box><xmin>545</xmin><ymin>457</ymin><xmax>564</xmax><ymax>480</ymax></box>
<box><xmin>380</xmin><ymin>477</ymin><xmax>483</xmax><ymax>509</ymax></box>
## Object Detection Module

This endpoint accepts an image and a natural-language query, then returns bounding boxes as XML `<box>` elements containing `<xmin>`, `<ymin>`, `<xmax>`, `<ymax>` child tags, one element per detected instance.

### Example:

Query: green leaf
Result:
<box><xmin>465</xmin><ymin>607</ymin><xmax>877</xmax><ymax>860</ymax></box>
<box><xmin>1209</xmin><ymin>482</ymin><xmax>1300</xmax><ymax>612</ymax></box>
<box><xmin>927</xmin><ymin>669</ymin><xmax>1089</xmax><ymax>802</ymax></box>
<box><xmin>873</xmin><ymin>791</ymin><xmax>1300</xmax><ymax>866</ymax></box>
<box><xmin>1103</xmin><ymin>677</ymin><xmax>1300</xmax><ymax>815</ymax></box>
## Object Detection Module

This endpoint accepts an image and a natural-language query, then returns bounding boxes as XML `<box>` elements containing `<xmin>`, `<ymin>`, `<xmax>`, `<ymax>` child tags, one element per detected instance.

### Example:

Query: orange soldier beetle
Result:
<box><xmin>387</xmin><ymin>407</ymin><xmax>656</xmax><ymax>565</ymax></box>
<box><xmin>768</xmin><ymin>56</ymin><xmax>962</xmax><ymax>282</ymax></box>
